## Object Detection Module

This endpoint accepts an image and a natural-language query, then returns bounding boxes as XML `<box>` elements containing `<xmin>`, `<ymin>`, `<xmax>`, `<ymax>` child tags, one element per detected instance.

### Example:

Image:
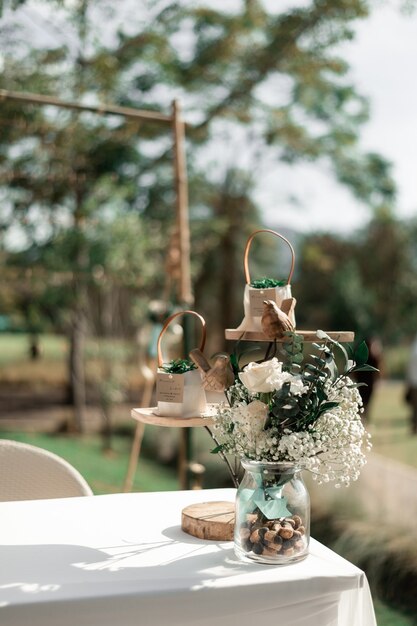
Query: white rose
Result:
<box><xmin>239</xmin><ymin>358</ymin><xmax>283</xmax><ymax>393</ymax></box>
<box><xmin>273</xmin><ymin>372</ymin><xmax>307</xmax><ymax>396</ymax></box>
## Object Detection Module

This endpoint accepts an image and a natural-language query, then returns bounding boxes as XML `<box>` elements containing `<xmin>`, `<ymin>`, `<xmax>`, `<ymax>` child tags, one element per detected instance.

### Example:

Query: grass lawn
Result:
<box><xmin>0</xmin><ymin>333</ymin><xmax>141</xmax><ymax>390</ymax></box>
<box><xmin>374</xmin><ymin>600</ymin><xmax>416</xmax><ymax>626</ymax></box>
<box><xmin>368</xmin><ymin>380</ymin><xmax>417</xmax><ymax>468</ymax></box>
<box><xmin>0</xmin><ymin>333</ymin><xmax>67</xmax><ymax>365</ymax></box>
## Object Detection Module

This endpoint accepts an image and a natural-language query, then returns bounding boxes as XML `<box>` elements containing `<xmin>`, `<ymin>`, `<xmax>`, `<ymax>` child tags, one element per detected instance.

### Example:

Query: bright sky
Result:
<box><xmin>258</xmin><ymin>3</ymin><xmax>417</xmax><ymax>234</ymax></box>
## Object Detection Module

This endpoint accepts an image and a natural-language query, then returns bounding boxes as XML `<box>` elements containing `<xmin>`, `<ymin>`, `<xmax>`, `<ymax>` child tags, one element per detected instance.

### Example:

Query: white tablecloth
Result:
<box><xmin>0</xmin><ymin>488</ymin><xmax>376</xmax><ymax>626</ymax></box>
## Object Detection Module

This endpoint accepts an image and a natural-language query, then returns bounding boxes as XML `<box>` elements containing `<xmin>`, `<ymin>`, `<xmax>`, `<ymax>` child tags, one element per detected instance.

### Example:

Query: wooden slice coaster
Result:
<box><xmin>181</xmin><ymin>501</ymin><xmax>235</xmax><ymax>541</ymax></box>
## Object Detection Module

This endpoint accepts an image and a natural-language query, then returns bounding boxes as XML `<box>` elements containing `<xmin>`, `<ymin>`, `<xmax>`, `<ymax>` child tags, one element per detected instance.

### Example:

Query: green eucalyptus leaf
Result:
<box><xmin>352</xmin><ymin>364</ymin><xmax>379</xmax><ymax>373</ymax></box>
<box><xmin>354</xmin><ymin>341</ymin><xmax>369</xmax><ymax>367</ymax></box>
<box><xmin>284</xmin><ymin>342</ymin><xmax>302</xmax><ymax>354</ymax></box>
<box><xmin>316</xmin><ymin>387</ymin><xmax>327</xmax><ymax>402</ymax></box>
<box><xmin>292</xmin><ymin>334</ymin><xmax>304</xmax><ymax>344</ymax></box>
<box><xmin>305</xmin><ymin>363</ymin><xmax>320</xmax><ymax>373</ymax></box>
<box><xmin>283</xmin><ymin>405</ymin><xmax>300</xmax><ymax>417</ymax></box>
<box><xmin>292</xmin><ymin>353</ymin><xmax>304</xmax><ymax>364</ymax></box>
<box><xmin>303</xmin><ymin>372</ymin><xmax>315</xmax><ymax>381</ymax></box>
<box><xmin>279</xmin><ymin>381</ymin><xmax>292</xmax><ymax>395</ymax></box>
<box><xmin>333</xmin><ymin>342</ymin><xmax>349</xmax><ymax>369</ymax></box>
<box><xmin>311</xmin><ymin>355</ymin><xmax>327</xmax><ymax>367</ymax></box>
<box><xmin>316</xmin><ymin>332</ymin><xmax>350</xmax><ymax>370</ymax></box>
<box><xmin>326</xmin><ymin>359</ymin><xmax>338</xmax><ymax>380</ymax></box>
<box><xmin>304</xmin><ymin>367</ymin><xmax>327</xmax><ymax>380</ymax></box>
<box><xmin>318</xmin><ymin>401</ymin><xmax>339</xmax><ymax>414</ymax></box>
<box><xmin>230</xmin><ymin>353</ymin><xmax>239</xmax><ymax>375</ymax></box>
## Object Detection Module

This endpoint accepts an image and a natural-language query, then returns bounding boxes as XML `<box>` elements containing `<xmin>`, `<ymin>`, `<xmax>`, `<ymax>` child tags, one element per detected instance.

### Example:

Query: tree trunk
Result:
<box><xmin>67</xmin><ymin>169</ymin><xmax>89</xmax><ymax>432</ymax></box>
<box><xmin>68</xmin><ymin>295</ymin><xmax>87</xmax><ymax>432</ymax></box>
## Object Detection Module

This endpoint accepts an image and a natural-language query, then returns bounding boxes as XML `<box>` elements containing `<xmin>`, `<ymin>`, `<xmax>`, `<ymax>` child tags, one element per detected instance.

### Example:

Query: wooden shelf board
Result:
<box><xmin>225</xmin><ymin>329</ymin><xmax>355</xmax><ymax>343</ymax></box>
<box><xmin>131</xmin><ymin>406</ymin><xmax>215</xmax><ymax>428</ymax></box>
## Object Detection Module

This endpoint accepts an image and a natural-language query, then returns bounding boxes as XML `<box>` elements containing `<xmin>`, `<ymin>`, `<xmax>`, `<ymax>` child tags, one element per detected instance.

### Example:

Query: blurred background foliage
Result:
<box><xmin>0</xmin><ymin>0</ymin><xmax>416</xmax><ymax>459</ymax></box>
<box><xmin>1</xmin><ymin>3</ymin><xmax>417</xmax><ymax>623</ymax></box>
<box><xmin>0</xmin><ymin>0</ymin><xmax>413</xmax><ymax>365</ymax></box>
<box><xmin>0</xmin><ymin>0</ymin><xmax>416</xmax><ymax>433</ymax></box>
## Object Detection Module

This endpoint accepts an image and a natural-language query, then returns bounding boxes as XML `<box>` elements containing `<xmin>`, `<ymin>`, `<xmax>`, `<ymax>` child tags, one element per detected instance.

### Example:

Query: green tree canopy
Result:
<box><xmin>294</xmin><ymin>213</ymin><xmax>417</xmax><ymax>343</ymax></box>
<box><xmin>0</xmin><ymin>0</ymin><xmax>402</xmax><ymax>355</ymax></box>
<box><xmin>0</xmin><ymin>0</ymin><xmax>396</xmax><ymax>235</ymax></box>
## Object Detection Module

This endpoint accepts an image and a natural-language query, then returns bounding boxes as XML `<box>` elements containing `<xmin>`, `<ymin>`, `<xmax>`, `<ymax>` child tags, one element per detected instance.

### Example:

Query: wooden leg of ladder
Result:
<box><xmin>123</xmin><ymin>377</ymin><xmax>154</xmax><ymax>493</ymax></box>
<box><xmin>123</xmin><ymin>420</ymin><xmax>145</xmax><ymax>493</ymax></box>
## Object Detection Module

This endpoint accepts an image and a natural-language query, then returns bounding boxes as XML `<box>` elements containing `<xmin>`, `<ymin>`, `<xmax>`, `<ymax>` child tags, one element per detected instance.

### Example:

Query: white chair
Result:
<box><xmin>0</xmin><ymin>439</ymin><xmax>93</xmax><ymax>501</ymax></box>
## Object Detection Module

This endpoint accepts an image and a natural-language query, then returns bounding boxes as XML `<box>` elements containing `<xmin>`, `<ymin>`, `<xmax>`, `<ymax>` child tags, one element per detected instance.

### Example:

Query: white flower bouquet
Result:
<box><xmin>212</xmin><ymin>331</ymin><xmax>376</xmax><ymax>487</ymax></box>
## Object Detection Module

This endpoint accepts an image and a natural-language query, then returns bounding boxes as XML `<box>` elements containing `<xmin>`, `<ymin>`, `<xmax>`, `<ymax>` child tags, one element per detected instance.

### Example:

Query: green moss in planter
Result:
<box><xmin>250</xmin><ymin>277</ymin><xmax>286</xmax><ymax>288</ymax></box>
<box><xmin>161</xmin><ymin>359</ymin><xmax>197</xmax><ymax>374</ymax></box>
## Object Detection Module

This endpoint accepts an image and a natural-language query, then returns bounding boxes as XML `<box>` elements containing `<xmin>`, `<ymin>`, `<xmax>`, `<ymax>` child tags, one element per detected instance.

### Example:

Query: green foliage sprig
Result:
<box><xmin>161</xmin><ymin>359</ymin><xmax>197</xmax><ymax>374</ymax></box>
<box><xmin>250</xmin><ymin>278</ymin><xmax>286</xmax><ymax>288</ymax></box>
<box><xmin>268</xmin><ymin>331</ymin><xmax>378</xmax><ymax>435</ymax></box>
<box><xmin>212</xmin><ymin>331</ymin><xmax>375</xmax><ymax>483</ymax></box>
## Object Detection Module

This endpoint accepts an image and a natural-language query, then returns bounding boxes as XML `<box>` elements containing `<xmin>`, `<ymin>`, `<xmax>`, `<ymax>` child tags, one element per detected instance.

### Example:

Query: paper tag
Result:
<box><xmin>249</xmin><ymin>287</ymin><xmax>277</xmax><ymax>317</ymax></box>
<box><xmin>156</xmin><ymin>372</ymin><xmax>184</xmax><ymax>403</ymax></box>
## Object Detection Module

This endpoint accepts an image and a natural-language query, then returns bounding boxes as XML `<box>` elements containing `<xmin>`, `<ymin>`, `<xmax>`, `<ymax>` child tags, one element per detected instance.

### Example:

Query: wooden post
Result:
<box><xmin>0</xmin><ymin>89</ymin><xmax>172</xmax><ymax>124</ymax></box>
<box><xmin>172</xmin><ymin>100</ymin><xmax>194</xmax><ymax>490</ymax></box>
<box><xmin>172</xmin><ymin>99</ymin><xmax>192</xmax><ymax>306</ymax></box>
<box><xmin>122</xmin><ymin>375</ymin><xmax>154</xmax><ymax>493</ymax></box>
<box><xmin>1</xmin><ymin>88</ymin><xmax>195</xmax><ymax>491</ymax></box>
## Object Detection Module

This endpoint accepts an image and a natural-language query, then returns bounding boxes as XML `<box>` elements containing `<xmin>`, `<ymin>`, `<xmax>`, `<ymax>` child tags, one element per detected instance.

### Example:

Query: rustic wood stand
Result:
<box><xmin>131</xmin><ymin>407</ymin><xmax>214</xmax><ymax>429</ymax></box>
<box><xmin>225</xmin><ymin>329</ymin><xmax>354</xmax><ymax>342</ymax></box>
<box><xmin>128</xmin><ymin>227</ymin><xmax>357</xmax><ymax>541</ymax></box>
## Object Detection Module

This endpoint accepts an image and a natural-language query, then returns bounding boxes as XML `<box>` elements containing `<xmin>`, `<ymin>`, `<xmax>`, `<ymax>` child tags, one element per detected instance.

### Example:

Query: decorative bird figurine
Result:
<box><xmin>189</xmin><ymin>349</ymin><xmax>235</xmax><ymax>392</ymax></box>
<box><xmin>261</xmin><ymin>298</ymin><xmax>296</xmax><ymax>339</ymax></box>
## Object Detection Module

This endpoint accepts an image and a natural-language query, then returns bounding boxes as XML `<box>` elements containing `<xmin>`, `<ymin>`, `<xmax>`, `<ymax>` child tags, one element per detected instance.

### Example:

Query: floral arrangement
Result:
<box><xmin>212</xmin><ymin>331</ymin><xmax>376</xmax><ymax>488</ymax></box>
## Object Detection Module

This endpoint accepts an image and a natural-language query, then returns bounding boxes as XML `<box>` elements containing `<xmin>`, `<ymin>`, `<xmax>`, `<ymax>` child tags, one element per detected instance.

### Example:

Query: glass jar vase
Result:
<box><xmin>234</xmin><ymin>459</ymin><xmax>310</xmax><ymax>564</ymax></box>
